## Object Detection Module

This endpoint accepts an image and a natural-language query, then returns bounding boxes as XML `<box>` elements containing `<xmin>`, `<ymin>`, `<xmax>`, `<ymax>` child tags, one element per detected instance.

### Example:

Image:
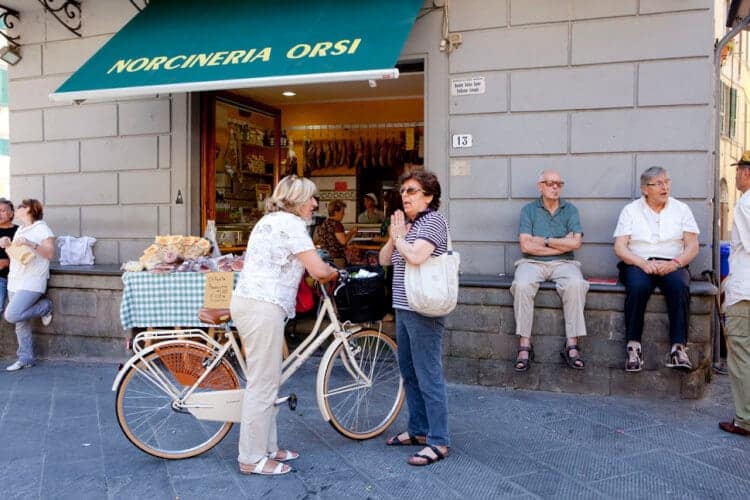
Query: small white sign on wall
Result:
<box><xmin>452</xmin><ymin>134</ymin><xmax>473</xmax><ymax>148</ymax></box>
<box><xmin>450</xmin><ymin>76</ymin><xmax>485</xmax><ymax>96</ymax></box>
<box><xmin>450</xmin><ymin>160</ymin><xmax>471</xmax><ymax>177</ymax></box>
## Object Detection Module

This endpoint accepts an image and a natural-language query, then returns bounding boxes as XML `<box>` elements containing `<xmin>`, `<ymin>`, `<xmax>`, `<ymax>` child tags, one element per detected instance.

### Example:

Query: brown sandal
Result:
<box><xmin>560</xmin><ymin>344</ymin><xmax>585</xmax><ymax>370</ymax></box>
<box><xmin>386</xmin><ymin>432</ymin><xmax>426</xmax><ymax>446</ymax></box>
<box><xmin>514</xmin><ymin>345</ymin><xmax>534</xmax><ymax>372</ymax></box>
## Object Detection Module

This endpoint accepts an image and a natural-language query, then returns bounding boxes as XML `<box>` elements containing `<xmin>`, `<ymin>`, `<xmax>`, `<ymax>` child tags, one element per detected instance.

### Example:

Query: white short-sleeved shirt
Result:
<box><xmin>8</xmin><ymin>220</ymin><xmax>55</xmax><ymax>293</ymax></box>
<box><xmin>233</xmin><ymin>211</ymin><xmax>315</xmax><ymax>318</ymax></box>
<box><xmin>725</xmin><ymin>190</ymin><xmax>750</xmax><ymax>307</ymax></box>
<box><xmin>613</xmin><ymin>197</ymin><xmax>699</xmax><ymax>260</ymax></box>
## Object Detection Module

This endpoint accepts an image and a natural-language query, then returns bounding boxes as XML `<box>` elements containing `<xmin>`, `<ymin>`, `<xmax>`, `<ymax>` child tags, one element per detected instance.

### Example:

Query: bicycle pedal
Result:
<box><xmin>288</xmin><ymin>393</ymin><xmax>297</xmax><ymax>411</ymax></box>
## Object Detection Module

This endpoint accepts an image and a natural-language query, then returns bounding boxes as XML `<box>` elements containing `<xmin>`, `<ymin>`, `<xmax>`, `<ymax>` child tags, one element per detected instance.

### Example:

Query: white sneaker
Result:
<box><xmin>6</xmin><ymin>360</ymin><xmax>33</xmax><ymax>372</ymax></box>
<box><xmin>41</xmin><ymin>312</ymin><xmax>52</xmax><ymax>326</ymax></box>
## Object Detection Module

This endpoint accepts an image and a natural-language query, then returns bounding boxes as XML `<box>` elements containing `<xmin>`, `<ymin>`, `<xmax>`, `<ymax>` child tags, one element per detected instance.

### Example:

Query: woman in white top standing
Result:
<box><xmin>0</xmin><ymin>199</ymin><xmax>55</xmax><ymax>372</ymax></box>
<box><xmin>230</xmin><ymin>175</ymin><xmax>337</xmax><ymax>476</ymax></box>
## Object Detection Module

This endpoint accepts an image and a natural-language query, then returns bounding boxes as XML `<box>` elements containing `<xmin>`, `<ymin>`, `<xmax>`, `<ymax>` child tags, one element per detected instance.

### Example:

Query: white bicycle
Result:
<box><xmin>112</xmin><ymin>272</ymin><xmax>404</xmax><ymax>459</ymax></box>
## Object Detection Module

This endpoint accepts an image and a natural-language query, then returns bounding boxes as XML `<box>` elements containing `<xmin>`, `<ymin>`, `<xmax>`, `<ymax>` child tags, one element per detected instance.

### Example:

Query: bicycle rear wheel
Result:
<box><xmin>115</xmin><ymin>342</ymin><xmax>240</xmax><ymax>459</ymax></box>
<box><xmin>321</xmin><ymin>329</ymin><xmax>404</xmax><ymax>439</ymax></box>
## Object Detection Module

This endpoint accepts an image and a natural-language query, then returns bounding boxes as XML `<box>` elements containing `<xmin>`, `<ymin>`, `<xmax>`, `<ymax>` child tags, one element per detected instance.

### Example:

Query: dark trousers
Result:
<box><xmin>618</xmin><ymin>263</ymin><xmax>690</xmax><ymax>345</ymax></box>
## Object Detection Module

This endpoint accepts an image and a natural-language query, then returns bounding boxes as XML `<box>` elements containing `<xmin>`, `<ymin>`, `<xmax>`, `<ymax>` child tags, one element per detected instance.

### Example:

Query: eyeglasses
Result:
<box><xmin>17</xmin><ymin>204</ymin><xmax>26</xmax><ymax>209</ymax></box>
<box><xmin>646</xmin><ymin>179</ymin><xmax>671</xmax><ymax>188</ymax></box>
<box><xmin>539</xmin><ymin>180</ymin><xmax>564</xmax><ymax>188</ymax></box>
<box><xmin>399</xmin><ymin>187</ymin><xmax>425</xmax><ymax>196</ymax></box>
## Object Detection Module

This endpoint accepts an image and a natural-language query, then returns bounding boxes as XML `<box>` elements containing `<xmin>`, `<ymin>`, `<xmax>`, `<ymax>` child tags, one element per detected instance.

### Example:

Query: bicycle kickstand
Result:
<box><xmin>274</xmin><ymin>393</ymin><xmax>298</xmax><ymax>411</ymax></box>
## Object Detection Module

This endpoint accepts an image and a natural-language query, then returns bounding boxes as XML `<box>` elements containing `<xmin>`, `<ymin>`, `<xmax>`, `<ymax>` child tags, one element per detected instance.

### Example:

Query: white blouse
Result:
<box><xmin>233</xmin><ymin>211</ymin><xmax>314</xmax><ymax>318</ymax></box>
<box><xmin>613</xmin><ymin>196</ymin><xmax>699</xmax><ymax>260</ymax></box>
<box><xmin>8</xmin><ymin>220</ymin><xmax>55</xmax><ymax>293</ymax></box>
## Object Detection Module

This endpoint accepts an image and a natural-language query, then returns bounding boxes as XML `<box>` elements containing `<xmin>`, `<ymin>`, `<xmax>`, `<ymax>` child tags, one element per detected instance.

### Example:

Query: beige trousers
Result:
<box><xmin>726</xmin><ymin>301</ymin><xmax>750</xmax><ymax>431</ymax></box>
<box><xmin>230</xmin><ymin>295</ymin><xmax>286</xmax><ymax>465</ymax></box>
<box><xmin>510</xmin><ymin>259</ymin><xmax>589</xmax><ymax>339</ymax></box>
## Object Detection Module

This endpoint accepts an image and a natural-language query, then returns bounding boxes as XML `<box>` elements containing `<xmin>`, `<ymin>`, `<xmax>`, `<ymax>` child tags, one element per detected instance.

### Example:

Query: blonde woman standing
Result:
<box><xmin>231</xmin><ymin>175</ymin><xmax>337</xmax><ymax>476</ymax></box>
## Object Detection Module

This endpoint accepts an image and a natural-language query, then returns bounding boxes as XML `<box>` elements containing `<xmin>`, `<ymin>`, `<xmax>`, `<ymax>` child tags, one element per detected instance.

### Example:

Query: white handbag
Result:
<box><xmin>57</xmin><ymin>236</ymin><xmax>96</xmax><ymax>265</ymax></box>
<box><xmin>405</xmin><ymin>232</ymin><xmax>460</xmax><ymax>317</ymax></box>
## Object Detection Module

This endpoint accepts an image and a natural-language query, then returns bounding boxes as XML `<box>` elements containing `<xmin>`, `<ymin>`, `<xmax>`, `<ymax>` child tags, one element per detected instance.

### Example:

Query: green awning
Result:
<box><xmin>51</xmin><ymin>0</ymin><xmax>422</xmax><ymax>102</ymax></box>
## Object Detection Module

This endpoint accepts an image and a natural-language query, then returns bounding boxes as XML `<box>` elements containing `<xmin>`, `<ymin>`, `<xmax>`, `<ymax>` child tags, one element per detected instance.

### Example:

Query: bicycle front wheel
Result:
<box><xmin>321</xmin><ymin>329</ymin><xmax>404</xmax><ymax>439</ymax></box>
<box><xmin>115</xmin><ymin>342</ymin><xmax>240</xmax><ymax>459</ymax></box>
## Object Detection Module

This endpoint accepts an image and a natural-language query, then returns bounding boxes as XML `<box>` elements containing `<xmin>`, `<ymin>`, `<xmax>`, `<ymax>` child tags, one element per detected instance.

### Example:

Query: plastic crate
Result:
<box><xmin>334</xmin><ymin>265</ymin><xmax>387</xmax><ymax>323</ymax></box>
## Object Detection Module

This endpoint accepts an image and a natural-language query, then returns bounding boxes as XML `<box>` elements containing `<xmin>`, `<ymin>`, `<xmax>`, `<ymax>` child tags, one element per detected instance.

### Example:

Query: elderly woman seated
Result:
<box><xmin>613</xmin><ymin>166</ymin><xmax>699</xmax><ymax>373</ymax></box>
<box><xmin>314</xmin><ymin>200</ymin><xmax>358</xmax><ymax>268</ymax></box>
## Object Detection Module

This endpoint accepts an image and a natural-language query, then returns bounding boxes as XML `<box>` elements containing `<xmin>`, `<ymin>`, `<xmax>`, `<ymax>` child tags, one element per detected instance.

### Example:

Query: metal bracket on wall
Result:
<box><xmin>0</xmin><ymin>5</ymin><xmax>20</xmax><ymax>48</ymax></box>
<box><xmin>37</xmin><ymin>0</ymin><xmax>82</xmax><ymax>38</ymax></box>
<box><xmin>129</xmin><ymin>0</ymin><xmax>150</xmax><ymax>12</ymax></box>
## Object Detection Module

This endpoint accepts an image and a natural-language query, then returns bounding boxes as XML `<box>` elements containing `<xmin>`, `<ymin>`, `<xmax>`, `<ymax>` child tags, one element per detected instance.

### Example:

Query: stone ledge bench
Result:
<box><xmin>444</xmin><ymin>274</ymin><xmax>718</xmax><ymax>399</ymax></box>
<box><xmin>0</xmin><ymin>266</ymin><xmax>718</xmax><ymax>400</ymax></box>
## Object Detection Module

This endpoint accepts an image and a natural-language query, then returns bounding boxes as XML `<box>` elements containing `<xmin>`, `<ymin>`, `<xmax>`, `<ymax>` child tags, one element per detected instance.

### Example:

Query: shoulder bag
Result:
<box><xmin>405</xmin><ymin>232</ymin><xmax>460</xmax><ymax>317</ymax></box>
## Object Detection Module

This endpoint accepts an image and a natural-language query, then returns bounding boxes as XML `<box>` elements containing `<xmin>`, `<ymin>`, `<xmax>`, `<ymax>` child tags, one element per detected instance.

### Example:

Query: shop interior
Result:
<box><xmin>201</xmin><ymin>64</ymin><xmax>425</xmax><ymax>262</ymax></box>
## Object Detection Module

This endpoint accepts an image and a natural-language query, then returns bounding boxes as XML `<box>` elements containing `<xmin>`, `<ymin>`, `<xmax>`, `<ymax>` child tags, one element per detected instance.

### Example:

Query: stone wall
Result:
<box><xmin>0</xmin><ymin>269</ymin><xmax>127</xmax><ymax>362</ymax></box>
<box><xmin>443</xmin><ymin>277</ymin><xmax>716</xmax><ymax>399</ymax></box>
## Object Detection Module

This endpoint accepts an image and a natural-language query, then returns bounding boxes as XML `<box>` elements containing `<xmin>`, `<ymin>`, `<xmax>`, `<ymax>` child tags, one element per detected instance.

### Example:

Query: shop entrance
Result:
<box><xmin>200</xmin><ymin>64</ymin><xmax>425</xmax><ymax>262</ymax></box>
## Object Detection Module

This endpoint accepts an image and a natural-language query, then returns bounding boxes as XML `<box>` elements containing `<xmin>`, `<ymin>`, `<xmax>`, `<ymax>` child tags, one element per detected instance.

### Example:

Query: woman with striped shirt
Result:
<box><xmin>379</xmin><ymin>170</ymin><xmax>450</xmax><ymax>466</ymax></box>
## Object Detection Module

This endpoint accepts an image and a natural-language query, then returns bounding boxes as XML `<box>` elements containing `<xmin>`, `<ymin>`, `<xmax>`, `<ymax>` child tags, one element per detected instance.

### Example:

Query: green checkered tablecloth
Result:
<box><xmin>120</xmin><ymin>271</ymin><xmax>239</xmax><ymax>329</ymax></box>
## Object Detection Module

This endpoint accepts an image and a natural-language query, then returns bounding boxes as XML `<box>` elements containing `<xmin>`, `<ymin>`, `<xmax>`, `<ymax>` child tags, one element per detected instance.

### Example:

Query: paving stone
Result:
<box><xmin>529</xmin><ymin>445</ymin><xmax>637</xmax><ymax>482</ymax></box>
<box><xmin>2</xmin><ymin>359</ymin><xmax>749</xmax><ymax>499</ymax></box>
<box><xmin>589</xmin><ymin>471</ymin><xmax>702</xmax><ymax>499</ymax></box>
<box><xmin>623</xmin><ymin>449</ymin><xmax>750</xmax><ymax>498</ymax></box>
<box><xmin>509</xmin><ymin>469</ymin><xmax>604</xmax><ymax>499</ymax></box>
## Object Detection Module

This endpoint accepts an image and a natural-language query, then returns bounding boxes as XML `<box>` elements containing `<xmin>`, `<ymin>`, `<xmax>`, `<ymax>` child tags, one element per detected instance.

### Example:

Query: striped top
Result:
<box><xmin>391</xmin><ymin>209</ymin><xmax>449</xmax><ymax>311</ymax></box>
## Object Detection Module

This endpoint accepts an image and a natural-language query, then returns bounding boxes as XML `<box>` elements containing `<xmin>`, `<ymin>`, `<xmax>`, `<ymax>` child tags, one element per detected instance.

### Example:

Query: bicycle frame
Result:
<box><xmin>112</xmin><ymin>277</ymin><xmax>376</xmax><ymax>425</ymax></box>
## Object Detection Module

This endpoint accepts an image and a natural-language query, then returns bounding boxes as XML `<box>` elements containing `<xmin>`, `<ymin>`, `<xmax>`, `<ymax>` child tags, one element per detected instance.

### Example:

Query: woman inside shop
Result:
<box><xmin>0</xmin><ymin>199</ymin><xmax>55</xmax><ymax>372</ymax></box>
<box><xmin>314</xmin><ymin>199</ymin><xmax>358</xmax><ymax>268</ymax></box>
<box><xmin>379</xmin><ymin>171</ymin><xmax>451</xmax><ymax>466</ymax></box>
<box><xmin>230</xmin><ymin>175</ymin><xmax>338</xmax><ymax>476</ymax></box>
<box><xmin>358</xmin><ymin>192</ymin><xmax>384</xmax><ymax>224</ymax></box>
<box><xmin>0</xmin><ymin>198</ymin><xmax>18</xmax><ymax>314</ymax></box>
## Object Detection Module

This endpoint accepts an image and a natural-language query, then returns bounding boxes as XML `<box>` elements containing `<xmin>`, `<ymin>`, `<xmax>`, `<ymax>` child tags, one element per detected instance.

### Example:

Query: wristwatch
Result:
<box><xmin>544</xmin><ymin>237</ymin><xmax>550</xmax><ymax>247</ymax></box>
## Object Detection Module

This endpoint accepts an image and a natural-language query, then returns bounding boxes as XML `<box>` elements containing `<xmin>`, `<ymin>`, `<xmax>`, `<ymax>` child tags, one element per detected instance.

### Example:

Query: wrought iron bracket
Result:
<box><xmin>0</xmin><ymin>5</ymin><xmax>20</xmax><ymax>48</ymax></box>
<box><xmin>37</xmin><ymin>0</ymin><xmax>82</xmax><ymax>38</ymax></box>
<box><xmin>130</xmin><ymin>0</ymin><xmax>150</xmax><ymax>12</ymax></box>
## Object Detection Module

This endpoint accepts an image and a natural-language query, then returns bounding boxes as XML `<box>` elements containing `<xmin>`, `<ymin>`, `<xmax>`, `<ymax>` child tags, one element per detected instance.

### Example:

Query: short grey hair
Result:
<box><xmin>640</xmin><ymin>166</ymin><xmax>668</xmax><ymax>186</ymax></box>
<box><xmin>537</xmin><ymin>170</ymin><xmax>561</xmax><ymax>182</ymax></box>
<box><xmin>265</xmin><ymin>175</ymin><xmax>317</xmax><ymax>216</ymax></box>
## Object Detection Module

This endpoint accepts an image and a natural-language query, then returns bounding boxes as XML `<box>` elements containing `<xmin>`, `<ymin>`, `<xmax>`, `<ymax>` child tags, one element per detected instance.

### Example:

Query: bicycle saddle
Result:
<box><xmin>198</xmin><ymin>308</ymin><xmax>231</xmax><ymax>324</ymax></box>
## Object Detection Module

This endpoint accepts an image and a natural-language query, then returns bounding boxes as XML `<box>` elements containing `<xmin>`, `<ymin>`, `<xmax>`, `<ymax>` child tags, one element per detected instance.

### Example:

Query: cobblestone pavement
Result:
<box><xmin>1</xmin><ymin>358</ymin><xmax>749</xmax><ymax>499</ymax></box>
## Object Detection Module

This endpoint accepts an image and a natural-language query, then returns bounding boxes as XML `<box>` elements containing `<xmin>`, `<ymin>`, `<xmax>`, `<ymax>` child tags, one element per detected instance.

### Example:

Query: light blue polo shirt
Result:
<box><xmin>518</xmin><ymin>198</ymin><xmax>582</xmax><ymax>261</ymax></box>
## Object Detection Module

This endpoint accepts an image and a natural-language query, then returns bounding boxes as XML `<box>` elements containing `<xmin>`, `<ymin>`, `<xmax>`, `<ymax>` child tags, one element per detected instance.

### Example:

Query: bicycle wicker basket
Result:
<box><xmin>154</xmin><ymin>343</ymin><xmax>237</xmax><ymax>390</ymax></box>
<box><xmin>334</xmin><ymin>265</ymin><xmax>387</xmax><ymax>323</ymax></box>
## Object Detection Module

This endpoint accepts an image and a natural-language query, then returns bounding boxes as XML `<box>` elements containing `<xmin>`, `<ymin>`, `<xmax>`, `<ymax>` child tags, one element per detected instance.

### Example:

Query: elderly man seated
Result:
<box><xmin>613</xmin><ymin>166</ymin><xmax>699</xmax><ymax>372</ymax></box>
<box><xmin>511</xmin><ymin>170</ymin><xmax>588</xmax><ymax>372</ymax></box>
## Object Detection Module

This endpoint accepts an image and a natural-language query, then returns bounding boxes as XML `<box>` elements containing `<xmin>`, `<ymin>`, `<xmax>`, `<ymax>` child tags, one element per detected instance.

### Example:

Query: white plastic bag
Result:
<box><xmin>405</xmin><ymin>233</ymin><xmax>460</xmax><ymax>317</ymax></box>
<box><xmin>57</xmin><ymin>236</ymin><xmax>96</xmax><ymax>265</ymax></box>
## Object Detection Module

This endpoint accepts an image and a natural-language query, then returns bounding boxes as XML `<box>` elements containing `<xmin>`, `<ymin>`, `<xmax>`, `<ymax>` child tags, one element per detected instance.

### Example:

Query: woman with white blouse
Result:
<box><xmin>230</xmin><ymin>175</ymin><xmax>337</xmax><ymax>476</ymax></box>
<box><xmin>0</xmin><ymin>199</ymin><xmax>55</xmax><ymax>372</ymax></box>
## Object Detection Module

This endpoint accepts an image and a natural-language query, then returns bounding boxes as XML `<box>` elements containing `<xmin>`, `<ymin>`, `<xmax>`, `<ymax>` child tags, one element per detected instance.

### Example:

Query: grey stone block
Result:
<box><xmin>585</xmin><ymin>291</ymin><xmax>626</xmax><ymax>311</ymax></box>
<box><xmin>446</xmin><ymin>304</ymin><xmax>503</xmax><ymax>333</ymax></box>
<box><xmin>58</xmin><ymin>290</ymin><xmax>98</xmax><ymax>317</ymax></box>
<box><xmin>443</xmin><ymin>356</ymin><xmax>479</xmax><ymax>385</ymax></box>
<box><xmin>450</xmin><ymin>331</ymin><xmax>497</xmax><ymax>359</ymax></box>
<box><xmin>478</xmin><ymin>358</ymin><xmax>541</xmax><ymax>389</ymax></box>
<box><xmin>681</xmin><ymin>366</ymin><xmax>710</xmax><ymax>399</ymax></box>
<box><xmin>583</xmin><ymin>310</ymin><xmax>626</xmax><ymax>341</ymax></box>
<box><xmin>539</xmin><ymin>363</ymin><xmax>611</xmax><ymax>395</ymax></box>
<box><xmin>609</xmin><ymin>368</ymin><xmax>683</xmax><ymax>399</ymax></box>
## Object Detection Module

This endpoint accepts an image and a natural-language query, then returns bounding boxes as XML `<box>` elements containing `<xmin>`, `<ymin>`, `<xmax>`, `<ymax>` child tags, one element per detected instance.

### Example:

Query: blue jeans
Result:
<box><xmin>0</xmin><ymin>278</ymin><xmax>7</xmax><ymax>315</ymax></box>
<box><xmin>618</xmin><ymin>263</ymin><xmax>690</xmax><ymax>346</ymax></box>
<box><xmin>4</xmin><ymin>290</ymin><xmax>52</xmax><ymax>364</ymax></box>
<box><xmin>395</xmin><ymin>308</ymin><xmax>450</xmax><ymax>447</ymax></box>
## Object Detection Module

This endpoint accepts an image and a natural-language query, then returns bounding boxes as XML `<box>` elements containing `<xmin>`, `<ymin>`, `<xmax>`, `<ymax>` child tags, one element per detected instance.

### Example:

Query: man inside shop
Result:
<box><xmin>358</xmin><ymin>193</ymin><xmax>385</xmax><ymax>224</ymax></box>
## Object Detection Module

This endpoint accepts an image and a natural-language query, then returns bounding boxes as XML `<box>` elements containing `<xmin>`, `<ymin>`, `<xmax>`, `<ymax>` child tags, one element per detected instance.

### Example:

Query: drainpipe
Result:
<box><xmin>712</xmin><ymin>15</ymin><xmax>750</xmax><ymax>365</ymax></box>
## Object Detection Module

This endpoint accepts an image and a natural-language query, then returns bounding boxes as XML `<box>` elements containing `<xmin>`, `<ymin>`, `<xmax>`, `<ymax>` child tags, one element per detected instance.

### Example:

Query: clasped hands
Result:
<box><xmin>639</xmin><ymin>258</ymin><xmax>680</xmax><ymax>276</ymax></box>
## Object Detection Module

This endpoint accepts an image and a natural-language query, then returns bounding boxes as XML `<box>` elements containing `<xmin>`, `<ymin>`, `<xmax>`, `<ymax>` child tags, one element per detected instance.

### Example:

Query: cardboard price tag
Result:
<box><xmin>203</xmin><ymin>272</ymin><xmax>234</xmax><ymax>308</ymax></box>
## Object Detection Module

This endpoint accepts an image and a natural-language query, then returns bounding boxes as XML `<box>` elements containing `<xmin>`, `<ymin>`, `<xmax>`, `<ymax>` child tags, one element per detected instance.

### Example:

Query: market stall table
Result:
<box><xmin>120</xmin><ymin>271</ymin><xmax>239</xmax><ymax>329</ymax></box>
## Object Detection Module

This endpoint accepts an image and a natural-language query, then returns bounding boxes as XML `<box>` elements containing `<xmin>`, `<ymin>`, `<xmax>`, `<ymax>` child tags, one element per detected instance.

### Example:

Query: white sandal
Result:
<box><xmin>239</xmin><ymin>457</ymin><xmax>291</xmax><ymax>476</ymax></box>
<box><xmin>269</xmin><ymin>449</ymin><xmax>299</xmax><ymax>462</ymax></box>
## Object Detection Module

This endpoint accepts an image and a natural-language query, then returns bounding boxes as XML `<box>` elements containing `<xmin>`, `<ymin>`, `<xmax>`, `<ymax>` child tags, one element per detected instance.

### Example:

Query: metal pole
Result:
<box><xmin>712</xmin><ymin>15</ymin><xmax>750</xmax><ymax>366</ymax></box>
